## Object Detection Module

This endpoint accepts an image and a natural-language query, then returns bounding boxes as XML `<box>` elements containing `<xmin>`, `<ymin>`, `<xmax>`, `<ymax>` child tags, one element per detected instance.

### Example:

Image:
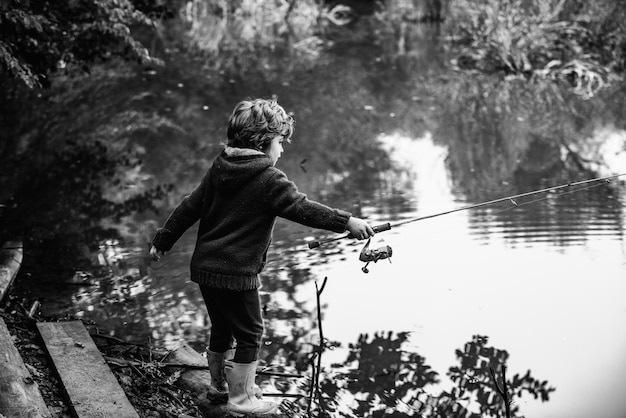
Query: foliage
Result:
<box><xmin>0</xmin><ymin>0</ymin><xmax>164</xmax><ymax>88</ymax></box>
<box><xmin>341</xmin><ymin>331</ymin><xmax>441</xmax><ymax>417</ymax></box>
<box><xmin>445</xmin><ymin>0</ymin><xmax>626</xmax><ymax>96</ymax></box>
<box><xmin>0</xmin><ymin>63</ymin><xmax>185</xmax><ymax>266</ymax></box>
<box><xmin>435</xmin><ymin>72</ymin><xmax>626</xmax><ymax>199</ymax></box>
<box><xmin>446</xmin><ymin>335</ymin><xmax>555</xmax><ymax>417</ymax></box>
<box><xmin>562</xmin><ymin>0</ymin><xmax>626</xmax><ymax>72</ymax></box>
<box><xmin>269</xmin><ymin>332</ymin><xmax>554</xmax><ymax>417</ymax></box>
<box><xmin>176</xmin><ymin>0</ymin><xmax>321</xmax><ymax>56</ymax></box>
<box><xmin>0</xmin><ymin>137</ymin><xmax>172</xmax><ymax>250</ymax></box>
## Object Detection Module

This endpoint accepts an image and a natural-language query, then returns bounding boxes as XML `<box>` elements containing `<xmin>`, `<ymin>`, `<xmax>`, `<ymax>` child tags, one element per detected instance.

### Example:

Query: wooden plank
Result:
<box><xmin>0</xmin><ymin>317</ymin><xmax>51</xmax><ymax>418</ymax></box>
<box><xmin>37</xmin><ymin>321</ymin><xmax>139</xmax><ymax>418</ymax></box>
<box><xmin>0</xmin><ymin>241</ymin><xmax>23</xmax><ymax>305</ymax></box>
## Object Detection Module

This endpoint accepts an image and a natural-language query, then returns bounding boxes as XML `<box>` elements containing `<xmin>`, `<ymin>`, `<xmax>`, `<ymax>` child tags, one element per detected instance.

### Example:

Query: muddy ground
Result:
<box><xmin>2</xmin><ymin>295</ymin><xmax>208</xmax><ymax>418</ymax></box>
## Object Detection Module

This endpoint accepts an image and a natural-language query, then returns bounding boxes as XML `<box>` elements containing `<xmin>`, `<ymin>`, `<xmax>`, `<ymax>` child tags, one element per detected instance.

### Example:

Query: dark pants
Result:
<box><xmin>199</xmin><ymin>285</ymin><xmax>264</xmax><ymax>364</ymax></box>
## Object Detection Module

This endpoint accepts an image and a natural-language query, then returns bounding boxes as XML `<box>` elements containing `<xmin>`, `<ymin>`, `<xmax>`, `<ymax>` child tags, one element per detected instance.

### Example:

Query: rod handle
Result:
<box><xmin>373</xmin><ymin>222</ymin><xmax>391</xmax><ymax>233</ymax></box>
<box><xmin>307</xmin><ymin>222</ymin><xmax>391</xmax><ymax>249</ymax></box>
<box><xmin>308</xmin><ymin>237</ymin><xmax>341</xmax><ymax>249</ymax></box>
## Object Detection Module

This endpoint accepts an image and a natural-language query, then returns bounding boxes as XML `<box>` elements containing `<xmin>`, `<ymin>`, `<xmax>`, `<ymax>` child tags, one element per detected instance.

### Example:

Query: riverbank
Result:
<box><xmin>0</xmin><ymin>242</ymin><xmax>292</xmax><ymax>418</ymax></box>
<box><xmin>0</xmin><ymin>240</ymin><xmax>200</xmax><ymax>416</ymax></box>
<box><xmin>0</xmin><ymin>302</ymin><xmax>204</xmax><ymax>417</ymax></box>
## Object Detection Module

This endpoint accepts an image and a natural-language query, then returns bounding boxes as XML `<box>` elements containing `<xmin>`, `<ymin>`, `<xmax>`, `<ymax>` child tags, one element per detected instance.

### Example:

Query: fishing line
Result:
<box><xmin>308</xmin><ymin>173</ymin><xmax>625</xmax><ymax>249</ymax></box>
<box><xmin>488</xmin><ymin>180</ymin><xmax>613</xmax><ymax>216</ymax></box>
<box><xmin>306</xmin><ymin>173</ymin><xmax>626</xmax><ymax>273</ymax></box>
<box><xmin>387</xmin><ymin>175</ymin><xmax>622</xmax><ymax>229</ymax></box>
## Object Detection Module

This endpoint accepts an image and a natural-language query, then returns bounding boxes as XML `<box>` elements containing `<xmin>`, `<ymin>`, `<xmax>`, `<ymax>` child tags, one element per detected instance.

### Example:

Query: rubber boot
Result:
<box><xmin>225</xmin><ymin>359</ymin><xmax>263</xmax><ymax>399</ymax></box>
<box><xmin>206</xmin><ymin>349</ymin><xmax>234</xmax><ymax>403</ymax></box>
<box><xmin>226</xmin><ymin>360</ymin><xmax>277</xmax><ymax>416</ymax></box>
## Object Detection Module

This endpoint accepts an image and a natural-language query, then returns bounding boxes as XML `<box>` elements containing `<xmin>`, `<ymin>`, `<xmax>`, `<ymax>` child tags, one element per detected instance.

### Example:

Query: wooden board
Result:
<box><xmin>37</xmin><ymin>321</ymin><xmax>140</xmax><ymax>418</ymax></box>
<box><xmin>0</xmin><ymin>317</ymin><xmax>51</xmax><ymax>418</ymax></box>
<box><xmin>0</xmin><ymin>241</ymin><xmax>23</xmax><ymax>305</ymax></box>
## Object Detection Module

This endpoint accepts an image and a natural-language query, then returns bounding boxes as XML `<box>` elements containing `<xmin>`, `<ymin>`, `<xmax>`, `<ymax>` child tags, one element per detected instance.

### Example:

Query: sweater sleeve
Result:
<box><xmin>151</xmin><ymin>176</ymin><xmax>206</xmax><ymax>251</ymax></box>
<box><xmin>265</xmin><ymin>169</ymin><xmax>351</xmax><ymax>233</ymax></box>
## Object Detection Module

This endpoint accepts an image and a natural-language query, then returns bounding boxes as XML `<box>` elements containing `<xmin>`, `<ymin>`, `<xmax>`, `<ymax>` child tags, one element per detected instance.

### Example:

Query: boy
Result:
<box><xmin>150</xmin><ymin>98</ymin><xmax>374</xmax><ymax>415</ymax></box>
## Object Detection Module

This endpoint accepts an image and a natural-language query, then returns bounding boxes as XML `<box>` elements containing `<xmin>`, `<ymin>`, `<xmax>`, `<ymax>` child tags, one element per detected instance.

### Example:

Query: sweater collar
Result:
<box><xmin>224</xmin><ymin>146</ymin><xmax>265</xmax><ymax>158</ymax></box>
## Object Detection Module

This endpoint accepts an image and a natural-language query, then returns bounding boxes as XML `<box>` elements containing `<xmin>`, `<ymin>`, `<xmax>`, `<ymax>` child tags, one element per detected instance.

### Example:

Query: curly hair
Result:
<box><xmin>226</xmin><ymin>98</ymin><xmax>294</xmax><ymax>150</ymax></box>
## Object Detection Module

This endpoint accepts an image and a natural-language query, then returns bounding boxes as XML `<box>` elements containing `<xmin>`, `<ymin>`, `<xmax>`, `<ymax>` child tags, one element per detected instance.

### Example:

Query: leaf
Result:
<box><xmin>163</xmin><ymin>369</ymin><xmax>182</xmax><ymax>386</ymax></box>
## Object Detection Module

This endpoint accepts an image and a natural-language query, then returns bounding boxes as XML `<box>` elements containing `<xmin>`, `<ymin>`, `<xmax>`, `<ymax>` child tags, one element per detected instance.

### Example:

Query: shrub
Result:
<box><xmin>446</xmin><ymin>0</ymin><xmax>626</xmax><ymax>96</ymax></box>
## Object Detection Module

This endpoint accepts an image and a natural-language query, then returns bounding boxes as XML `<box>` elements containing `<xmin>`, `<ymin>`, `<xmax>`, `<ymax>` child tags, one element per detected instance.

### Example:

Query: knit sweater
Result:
<box><xmin>152</xmin><ymin>147</ymin><xmax>351</xmax><ymax>290</ymax></box>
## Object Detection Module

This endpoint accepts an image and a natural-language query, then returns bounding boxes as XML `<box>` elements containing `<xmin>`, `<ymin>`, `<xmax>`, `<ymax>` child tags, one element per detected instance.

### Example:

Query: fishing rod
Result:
<box><xmin>307</xmin><ymin>173</ymin><xmax>626</xmax><ymax>270</ymax></box>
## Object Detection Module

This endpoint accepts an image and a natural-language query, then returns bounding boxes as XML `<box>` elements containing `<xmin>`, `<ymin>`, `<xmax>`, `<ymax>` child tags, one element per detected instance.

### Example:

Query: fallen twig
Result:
<box><xmin>257</xmin><ymin>369</ymin><xmax>304</xmax><ymax>378</ymax></box>
<box><xmin>306</xmin><ymin>353</ymin><xmax>317</xmax><ymax>416</ymax></box>
<box><xmin>312</xmin><ymin>277</ymin><xmax>329</xmax><ymax>415</ymax></box>
<box><xmin>105</xmin><ymin>356</ymin><xmax>303</xmax><ymax>378</ymax></box>
<box><xmin>27</xmin><ymin>301</ymin><xmax>40</xmax><ymax>318</ymax></box>
<box><xmin>159</xmin><ymin>386</ymin><xmax>186</xmax><ymax>408</ymax></box>
<box><xmin>91</xmin><ymin>332</ymin><xmax>141</xmax><ymax>346</ymax></box>
<box><xmin>130</xmin><ymin>363</ymin><xmax>145</xmax><ymax>379</ymax></box>
<box><xmin>262</xmin><ymin>393</ymin><xmax>305</xmax><ymax>399</ymax></box>
<box><xmin>104</xmin><ymin>356</ymin><xmax>206</xmax><ymax>369</ymax></box>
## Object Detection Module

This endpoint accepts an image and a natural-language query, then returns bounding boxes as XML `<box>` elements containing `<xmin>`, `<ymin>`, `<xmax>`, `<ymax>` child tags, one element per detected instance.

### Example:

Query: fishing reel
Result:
<box><xmin>359</xmin><ymin>238</ymin><xmax>392</xmax><ymax>273</ymax></box>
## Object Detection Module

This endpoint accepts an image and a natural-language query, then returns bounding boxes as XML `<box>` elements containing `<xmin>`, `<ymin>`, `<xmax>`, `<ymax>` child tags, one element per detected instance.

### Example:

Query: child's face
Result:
<box><xmin>264</xmin><ymin>135</ymin><xmax>284</xmax><ymax>166</ymax></box>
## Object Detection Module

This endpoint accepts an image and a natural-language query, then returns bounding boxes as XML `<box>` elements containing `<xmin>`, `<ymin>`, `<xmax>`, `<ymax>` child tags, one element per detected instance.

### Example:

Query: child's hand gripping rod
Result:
<box><xmin>307</xmin><ymin>222</ymin><xmax>391</xmax><ymax>249</ymax></box>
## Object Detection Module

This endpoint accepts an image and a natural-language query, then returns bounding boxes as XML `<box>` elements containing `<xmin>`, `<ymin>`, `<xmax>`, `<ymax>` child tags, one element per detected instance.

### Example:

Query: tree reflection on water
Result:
<box><xmin>434</xmin><ymin>74</ymin><xmax>626</xmax><ymax>247</ymax></box>
<box><xmin>267</xmin><ymin>330</ymin><xmax>555</xmax><ymax>417</ymax></box>
<box><xmin>215</xmin><ymin>264</ymin><xmax>555</xmax><ymax>418</ymax></box>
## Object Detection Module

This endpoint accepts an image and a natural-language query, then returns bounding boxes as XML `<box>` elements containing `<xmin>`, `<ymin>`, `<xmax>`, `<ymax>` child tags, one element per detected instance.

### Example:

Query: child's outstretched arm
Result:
<box><xmin>151</xmin><ymin>175</ymin><xmax>208</xmax><ymax>253</ymax></box>
<box><xmin>265</xmin><ymin>170</ymin><xmax>375</xmax><ymax>239</ymax></box>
